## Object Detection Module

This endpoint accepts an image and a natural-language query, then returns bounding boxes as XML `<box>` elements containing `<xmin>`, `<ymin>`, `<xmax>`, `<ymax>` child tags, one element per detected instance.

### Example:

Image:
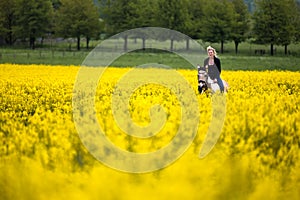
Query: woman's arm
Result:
<box><xmin>214</xmin><ymin>57</ymin><xmax>221</xmax><ymax>73</ymax></box>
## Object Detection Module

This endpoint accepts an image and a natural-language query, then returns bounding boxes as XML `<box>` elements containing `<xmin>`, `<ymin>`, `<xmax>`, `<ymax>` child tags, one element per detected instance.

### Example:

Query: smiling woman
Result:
<box><xmin>0</xmin><ymin>64</ymin><xmax>300</xmax><ymax>200</ymax></box>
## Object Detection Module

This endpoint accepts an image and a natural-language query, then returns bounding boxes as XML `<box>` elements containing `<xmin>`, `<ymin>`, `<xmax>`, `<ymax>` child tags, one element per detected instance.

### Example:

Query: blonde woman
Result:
<box><xmin>203</xmin><ymin>46</ymin><xmax>224</xmax><ymax>93</ymax></box>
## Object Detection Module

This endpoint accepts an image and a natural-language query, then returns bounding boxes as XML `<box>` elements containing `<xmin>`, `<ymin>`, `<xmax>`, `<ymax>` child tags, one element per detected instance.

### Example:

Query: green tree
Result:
<box><xmin>82</xmin><ymin>2</ymin><xmax>103</xmax><ymax>49</ymax></box>
<box><xmin>295</xmin><ymin>1</ymin><xmax>300</xmax><ymax>44</ymax></box>
<box><xmin>244</xmin><ymin>0</ymin><xmax>256</xmax><ymax>12</ymax></box>
<box><xmin>253</xmin><ymin>0</ymin><xmax>298</xmax><ymax>55</ymax></box>
<box><xmin>56</xmin><ymin>0</ymin><xmax>102</xmax><ymax>50</ymax></box>
<box><xmin>131</xmin><ymin>0</ymin><xmax>157</xmax><ymax>28</ymax></box>
<box><xmin>278</xmin><ymin>0</ymin><xmax>300</xmax><ymax>54</ymax></box>
<box><xmin>155</xmin><ymin>0</ymin><xmax>190</xmax><ymax>51</ymax></box>
<box><xmin>200</xmin><ymin>0</ymin><xmax>235</xmax><ymax>53</ymax></box>
<box><xmin>0</xmin><ymin>0</ymin><xmax>17</xmax><ymax>45</ymax></box>
<box><xmin>101</xmin><ymin>0</ymin><xmax>130</xmax><ymax>36</ymax></box>
<box><xmin>187</xmin><ymin>0</ymin><xmax>205</xmax><ymax>39</ymax></box>
<box><xmin>231</xmin><ymin>0</ymin><xmax>250</xmax><ymax>54</ymax></box>
<box><xmin>14</xmin><ymin>0</ymin><xmax>53</xmax><ymax>49</ymax></box>
<box><xmin>51</xmin><ymin>0</ymin><xmax>61</xmax><ymax>10</ymax></box>
<box><xmin>131</xmin><ymin>0</ymin><xmax>158</xmax><ymax>49</ymax></box>
<box><xmin>101</xmin><ymin>0</ymin><xmax>141</xmax><ymax>51</ymax></box>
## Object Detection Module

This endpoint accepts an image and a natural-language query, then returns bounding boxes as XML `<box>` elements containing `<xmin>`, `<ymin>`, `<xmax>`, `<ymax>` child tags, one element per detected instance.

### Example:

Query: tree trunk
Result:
<box><xmin>142</xmin><ymin>37</ymin><xmax>146</xmax><ymax>50</ymax></box>
<box><xmin>124</xmin><ymin>35</ymin><xmax>128</xmax><ymax>52</ymax></box>
<box><xmin>220</xmin><ymin>41</ymin><xmax>224</xmax><ymax>54</ymax></box>
<box><xmin>270</xmin><ymin>43</ymin><xmax>274</xmax><ymax>56</ymax></box>
<box><xmin>41</xmin><ymin>37</ymin><xmax>44</xmax><ymax>47</ymax></box>
<box><xmin>170</xmin><ymin>39</ymin><xmax>174</xmax><ymax>51</ymax></box>
<box><xmin>30</xmin><ymin>37</ymin><xmax>35</xmax><ymax>50</ymax></box>
<box><xmin>234</xmin><ymin>41</ymin><xmax>239</xmax><ymax>54</ymax></box>
<box><xmin>284</xmin><ymin>44</ymin><xmax>288</xmax><ymax>55</ymax></box>
<box><xmin>8</xmin><ymin>31</ymin><xmax>13</xmax><ymax>45</ymax></box>
<box><xmin>77</xmin><ymin>36</ymin><xmax>80</xmax><ymax>51</ymax></box>
<box><xmin>186</xmin><ymin>38</ymin><xmax>189</xmax><ymax>50</ymax></box>
<box><xmin>86</xmin><ymin>37</ymin><xmax>90</xmax><ymax>49</ymax></box>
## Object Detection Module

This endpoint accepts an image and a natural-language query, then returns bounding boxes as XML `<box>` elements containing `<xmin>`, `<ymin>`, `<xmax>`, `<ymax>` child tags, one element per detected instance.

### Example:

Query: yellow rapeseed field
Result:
<box><xmin>0</xmin><ymin>64</ymin><xmax>300</xmax><ymax>200</ymax></box>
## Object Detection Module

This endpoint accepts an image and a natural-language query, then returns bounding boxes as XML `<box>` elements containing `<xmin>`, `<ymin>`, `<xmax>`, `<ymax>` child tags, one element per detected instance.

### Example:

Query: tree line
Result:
<box><xmin>0</xmin><ymin>0</ymin><xmax>299</xmax><ymax>55</ymax></box>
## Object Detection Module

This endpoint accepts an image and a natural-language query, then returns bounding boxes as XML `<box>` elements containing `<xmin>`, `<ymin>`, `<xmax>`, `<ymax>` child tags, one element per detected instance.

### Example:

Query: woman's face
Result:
<box><xmin>208</xmin><ymin>49</ymin><xmax>214</xmax><ymax>58</ymax></box>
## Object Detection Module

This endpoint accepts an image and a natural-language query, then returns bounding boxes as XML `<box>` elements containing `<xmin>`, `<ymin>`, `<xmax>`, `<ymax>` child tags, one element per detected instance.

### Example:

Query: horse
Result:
<box><xmin>197</xmin><ymin>65</ymin><xmax>229</xmax><ymax>94</ymax></box>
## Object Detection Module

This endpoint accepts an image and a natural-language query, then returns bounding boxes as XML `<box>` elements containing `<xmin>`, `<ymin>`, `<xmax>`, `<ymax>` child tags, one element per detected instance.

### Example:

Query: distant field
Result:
<box><xmin>0</xmin><ymin>39</ymin><xmax>299</xmax><ymax>71</ymax></box>
<box><xmin>112</xmin><ymin>50</ymin><xmax>300</xmax><ymax>71</ymax></box>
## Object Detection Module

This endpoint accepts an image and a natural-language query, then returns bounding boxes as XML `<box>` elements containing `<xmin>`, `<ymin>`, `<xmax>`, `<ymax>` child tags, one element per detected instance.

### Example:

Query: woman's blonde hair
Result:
<box><xmin>207</xmin><ymin>46</ymin><xmax>217</xmax><ymax>57</ymax></box>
